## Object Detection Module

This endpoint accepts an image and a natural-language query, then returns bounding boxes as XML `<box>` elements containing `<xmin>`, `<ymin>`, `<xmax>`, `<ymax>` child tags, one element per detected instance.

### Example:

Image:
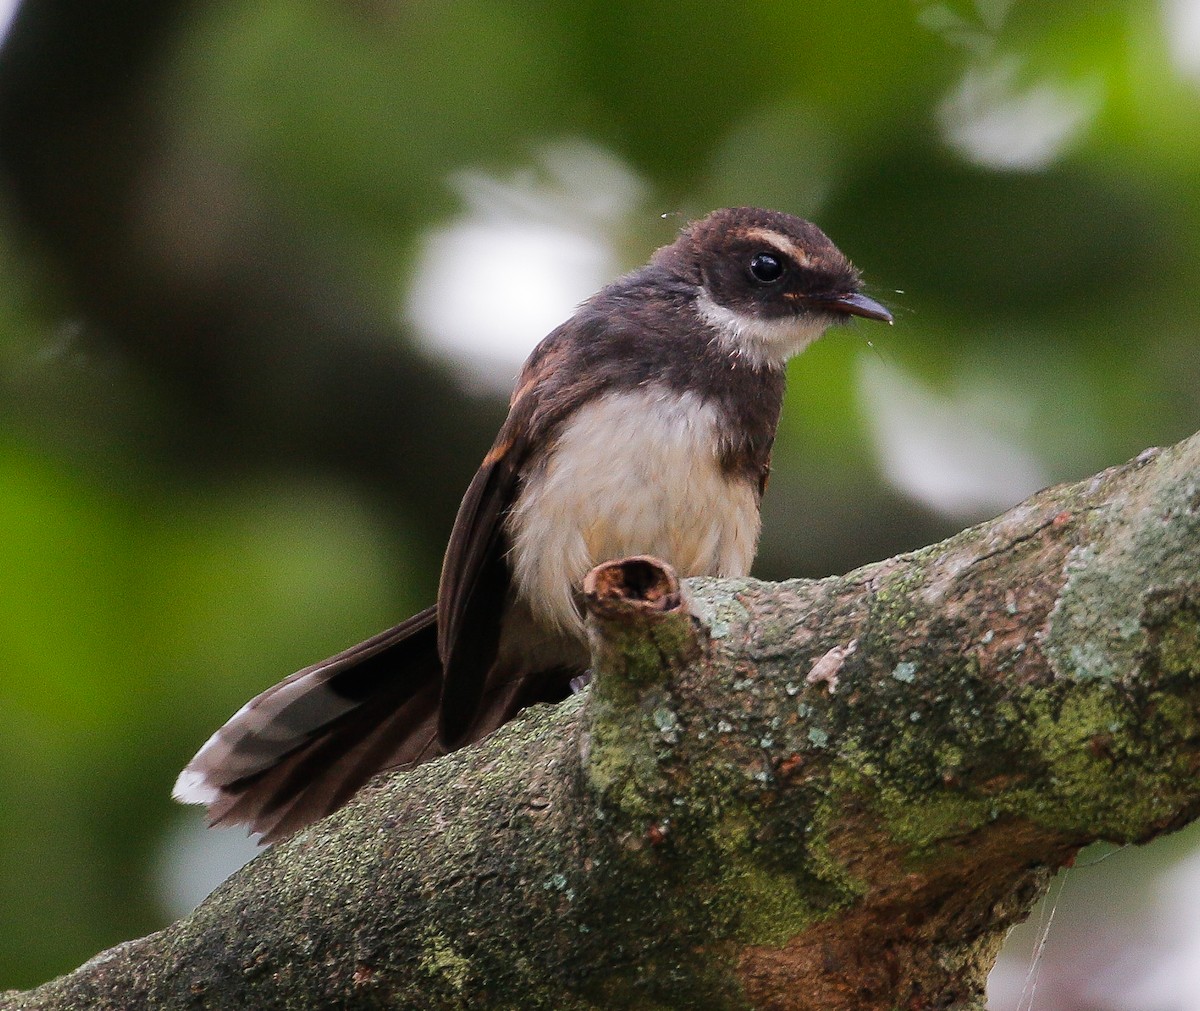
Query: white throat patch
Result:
<box><xmin>695</xmin><ymin>289</ymin><xmax>830</xmax><ymax>370</ymax></box>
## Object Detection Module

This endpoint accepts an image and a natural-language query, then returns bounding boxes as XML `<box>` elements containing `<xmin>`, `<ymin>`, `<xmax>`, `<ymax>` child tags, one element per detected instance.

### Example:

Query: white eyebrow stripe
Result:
<box><xmin>742</xmin><ymin>228</ymin><xmax>812</xmax><ymax>268</ymax></box>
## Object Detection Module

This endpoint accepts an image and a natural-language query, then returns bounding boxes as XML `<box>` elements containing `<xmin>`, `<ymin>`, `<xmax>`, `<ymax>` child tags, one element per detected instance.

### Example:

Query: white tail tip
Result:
<box><xmin>172</xmin><ymin>767</ymin><xmax>220</xmax><ymax>807</ymax></box>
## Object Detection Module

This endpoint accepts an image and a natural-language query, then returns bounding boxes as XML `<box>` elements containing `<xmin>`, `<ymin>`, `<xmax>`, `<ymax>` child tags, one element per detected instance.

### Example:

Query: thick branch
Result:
<box><xmin>5</xmin><ymin>433</ymin><xmax>1200</xmax><ymax>1010</ymax></box>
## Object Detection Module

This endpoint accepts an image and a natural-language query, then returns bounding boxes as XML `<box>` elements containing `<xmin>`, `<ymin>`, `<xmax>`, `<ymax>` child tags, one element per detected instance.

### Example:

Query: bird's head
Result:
<box><xmin>663</xmin><ymin>206</ymin><xmax>892</xmax><ymax>368</ymax></box>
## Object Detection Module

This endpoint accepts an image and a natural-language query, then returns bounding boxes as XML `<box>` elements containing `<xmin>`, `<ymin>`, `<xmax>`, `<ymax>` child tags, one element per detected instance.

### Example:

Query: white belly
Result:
<box><xmin>506</xmin><ymin>386</ymin><xmax>761</xmax><ymax>638</ymax></box>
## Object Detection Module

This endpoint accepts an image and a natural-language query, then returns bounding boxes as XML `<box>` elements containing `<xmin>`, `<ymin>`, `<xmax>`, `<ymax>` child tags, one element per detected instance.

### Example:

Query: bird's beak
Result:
<box><xmin>824</xmin><ymin>291</ymin><xmax>894</xmax><ymax>324</ymax></box>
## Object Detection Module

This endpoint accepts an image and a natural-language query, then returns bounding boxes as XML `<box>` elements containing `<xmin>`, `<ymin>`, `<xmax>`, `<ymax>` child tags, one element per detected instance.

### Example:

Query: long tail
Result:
<box><xmin>173</xmin><ymin>607</ymin><xmax>444</xmax><ymax>842</ymax></box>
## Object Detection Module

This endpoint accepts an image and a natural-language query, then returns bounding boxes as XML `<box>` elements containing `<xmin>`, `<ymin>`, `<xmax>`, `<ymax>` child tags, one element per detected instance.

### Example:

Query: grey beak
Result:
<box><xmin>825</xmin><ymin>291</ymin><xmax>894</xmax><ymax>324</ymax></box>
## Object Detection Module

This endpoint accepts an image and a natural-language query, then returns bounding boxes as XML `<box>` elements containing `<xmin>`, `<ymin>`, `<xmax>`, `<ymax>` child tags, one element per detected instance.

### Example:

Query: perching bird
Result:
<box><xmin>174</xmin><ymin>206</ymin><xmax>892</xmax><ymax>840</ymax></box>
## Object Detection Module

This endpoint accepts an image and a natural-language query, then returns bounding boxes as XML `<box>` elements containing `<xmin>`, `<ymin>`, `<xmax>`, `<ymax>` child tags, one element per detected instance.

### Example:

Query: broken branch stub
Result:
<box><xmin>581</xmin><ymin>555</ymin><xmax>703</xmax><ymax>698</ymax></box>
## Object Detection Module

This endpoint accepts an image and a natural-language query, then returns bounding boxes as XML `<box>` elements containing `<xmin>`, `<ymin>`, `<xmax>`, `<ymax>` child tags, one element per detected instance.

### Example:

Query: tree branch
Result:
<box><xmin>5</xmin><ymin>432</ymin><xmax>1200</xmax><ymax>1011</ymax></box>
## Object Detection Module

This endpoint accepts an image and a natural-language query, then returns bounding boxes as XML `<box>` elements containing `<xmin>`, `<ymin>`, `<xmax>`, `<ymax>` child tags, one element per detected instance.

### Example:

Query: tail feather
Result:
<box><xmin>174</xmin><ymin>606</ymin><xmax>581</xmax><ymax>842</ymax></box>
<box><xmin>175</xmin><ymin>606</ymin><xmax>443</xmax><ymax>842</ymax></box>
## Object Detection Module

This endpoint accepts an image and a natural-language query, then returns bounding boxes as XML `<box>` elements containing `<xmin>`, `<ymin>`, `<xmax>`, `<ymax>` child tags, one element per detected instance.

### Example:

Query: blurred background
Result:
<box><xmin>0</xmin><ymin>0</ymin><xmax>1197</xmax><ymax>1005</ymax></box>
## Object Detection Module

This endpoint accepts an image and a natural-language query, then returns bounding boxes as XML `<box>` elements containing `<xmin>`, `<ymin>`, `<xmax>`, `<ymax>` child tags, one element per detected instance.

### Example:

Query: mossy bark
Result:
<box><xmin>4</xmin><ymin>434</ymin><xmax>1200</xmax><ymax>1011</ymax></box>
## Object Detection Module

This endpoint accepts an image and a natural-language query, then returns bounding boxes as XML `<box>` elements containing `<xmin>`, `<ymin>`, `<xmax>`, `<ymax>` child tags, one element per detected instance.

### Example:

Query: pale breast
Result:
<box><xmin>506</xmin><ymin>386</ymin><xmax>761</xmax><ymax>638</ymax></box>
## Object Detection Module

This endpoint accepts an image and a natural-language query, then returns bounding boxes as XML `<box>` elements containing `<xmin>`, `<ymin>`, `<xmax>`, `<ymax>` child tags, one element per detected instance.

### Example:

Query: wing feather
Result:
<box><xmin>435</xmin><ymin>421</ymin><xmax>530</xmax><ymax>745</ymax></box>
<box><xmin>436</xmin><ymin>327</ymin><xmax>587</xmax><ymax>745</ymax></box>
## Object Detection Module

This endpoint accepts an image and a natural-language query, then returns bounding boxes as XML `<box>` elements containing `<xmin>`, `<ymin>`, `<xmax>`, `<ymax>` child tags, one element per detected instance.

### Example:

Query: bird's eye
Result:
<box><xmin>749</xmin><ymin>252</ymin><xmax>784</xmax><ymax>284</ymax></box>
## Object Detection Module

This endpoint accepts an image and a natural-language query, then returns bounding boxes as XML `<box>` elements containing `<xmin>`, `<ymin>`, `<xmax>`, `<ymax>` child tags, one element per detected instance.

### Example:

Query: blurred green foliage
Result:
<box><xmin>0</xmin><ymin>0</ymin><xmax>1197</xmax><ymax>996</ymax></box>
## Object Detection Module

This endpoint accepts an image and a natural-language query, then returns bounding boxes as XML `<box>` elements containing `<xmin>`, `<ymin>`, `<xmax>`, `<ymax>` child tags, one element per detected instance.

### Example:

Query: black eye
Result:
<box><xmin>749</xmin><ymin>252</ymin><xmax>784</xmax><ymax>284</ymax></box>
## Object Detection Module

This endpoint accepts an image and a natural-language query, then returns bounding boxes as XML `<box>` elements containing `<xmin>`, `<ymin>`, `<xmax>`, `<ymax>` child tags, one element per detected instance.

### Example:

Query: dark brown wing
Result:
<box><xmin>432</xmin><ymin>321</ymin><xmax>587</xmax><ymax>746</ymax></box>
<box><xmin>435</xmin><ymin>417</ymin><xmax>531</xmax><ymax>745</ymax></box>
<box><xmin>436</xmin><ymin>327</ymin><xmax>594</xmax><ymax>745</ymax></box>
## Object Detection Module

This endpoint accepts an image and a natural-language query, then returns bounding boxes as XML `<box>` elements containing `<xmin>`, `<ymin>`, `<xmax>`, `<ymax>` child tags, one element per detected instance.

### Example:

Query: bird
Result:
<box><xmin>173</xmin><ymin>206</ymin><xmax>893</xmax><ymax>841</ymax></box>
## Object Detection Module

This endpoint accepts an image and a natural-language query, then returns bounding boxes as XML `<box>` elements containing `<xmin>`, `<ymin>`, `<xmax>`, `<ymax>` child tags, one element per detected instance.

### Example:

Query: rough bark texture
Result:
<box><xmin>5</xmin><ymin>432</ymin><xmax>1200</xmax><ymax>1011</ymax></box>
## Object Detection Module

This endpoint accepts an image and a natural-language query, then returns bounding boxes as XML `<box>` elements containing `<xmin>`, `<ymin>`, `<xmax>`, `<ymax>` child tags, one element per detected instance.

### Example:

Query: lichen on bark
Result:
<box><xmin>4</xmin><ymin>433</ymin><xmax>1200</xmax><ymax>1011</ymax></box>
